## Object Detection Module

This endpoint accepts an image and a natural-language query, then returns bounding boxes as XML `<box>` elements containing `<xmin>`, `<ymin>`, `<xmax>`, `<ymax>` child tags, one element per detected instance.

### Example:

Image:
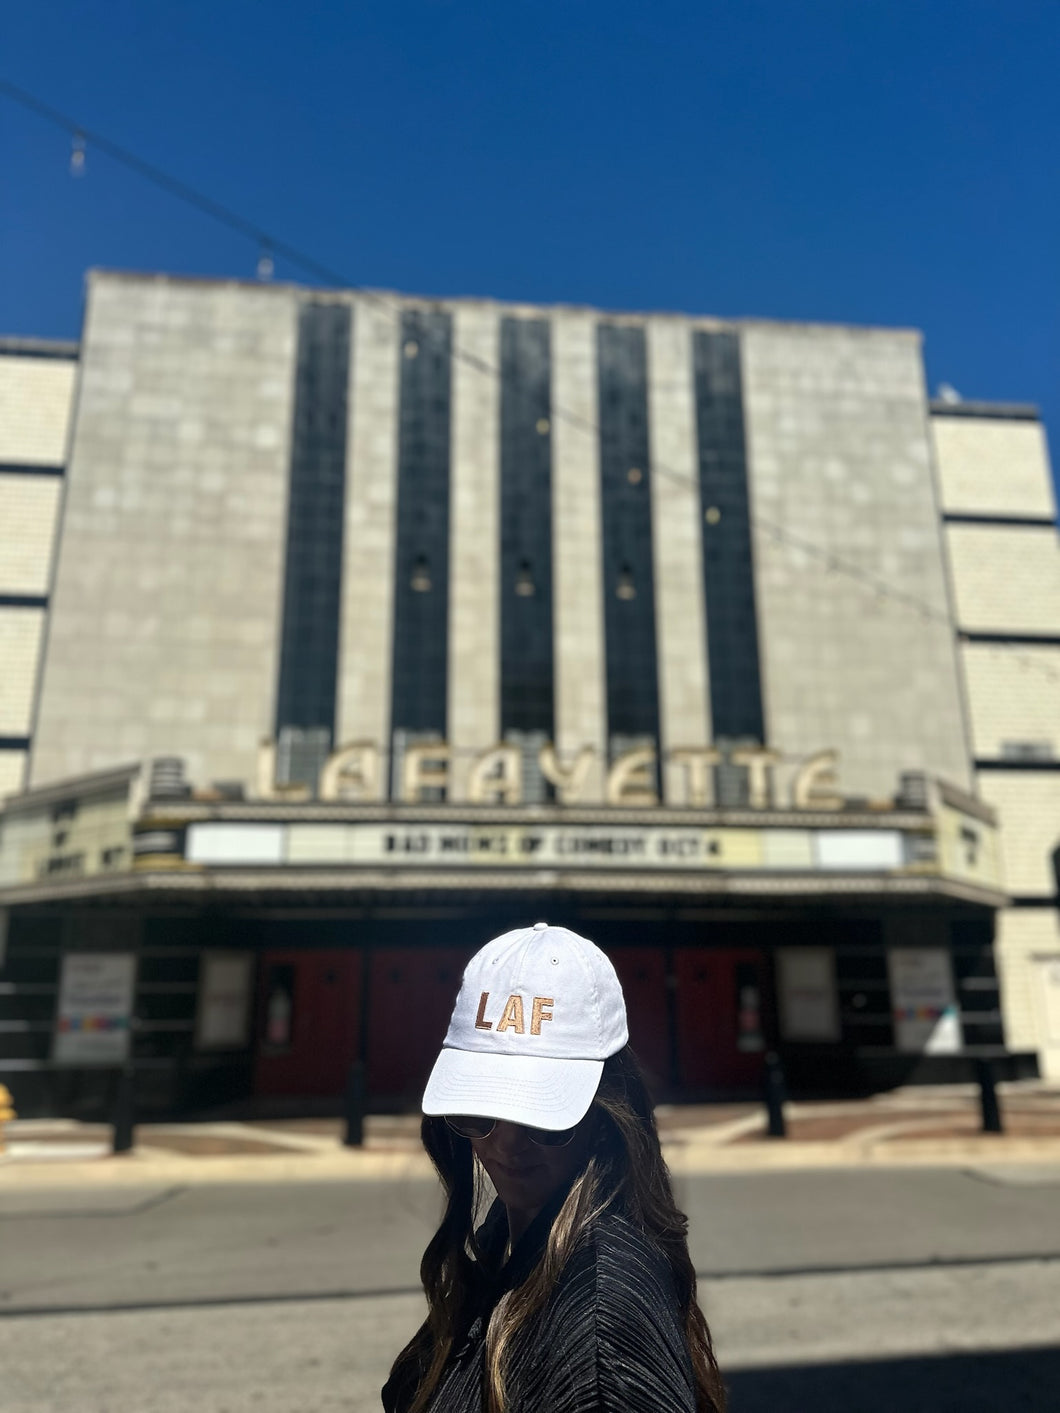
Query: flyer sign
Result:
<box><xmin>887</xmin><ymin>948</ymin><xmax>962</xmax><ymax>1054</ymax></box>
<box><xmin>53</xmin><ymin>952</ymin><xmax>136</xmax><ymax>1065</ymax></box>
<box><xmin>777</xmin><ymin>947</ymin><xmax>840</xmax><ymax>1042</ymax></box>
<box><xmin>195</xmin><ymin>952</ymin><xmax>253</xmax><ymax>1050</ymax></box>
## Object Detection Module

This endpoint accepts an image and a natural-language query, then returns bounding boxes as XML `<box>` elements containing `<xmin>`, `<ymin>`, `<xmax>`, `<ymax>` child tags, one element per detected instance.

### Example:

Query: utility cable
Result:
<box><xmin>2</xmin><ymin>76</ymin><xmax>1057</xmax><ymax>689</ymax></box>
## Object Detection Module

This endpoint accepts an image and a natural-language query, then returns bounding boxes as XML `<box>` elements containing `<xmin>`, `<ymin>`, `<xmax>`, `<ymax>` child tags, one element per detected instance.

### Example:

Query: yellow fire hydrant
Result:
<box><xmin>0</xmin><ymin>1084</ymin><xmax>15</xmax><ymax>1153</ymax></box>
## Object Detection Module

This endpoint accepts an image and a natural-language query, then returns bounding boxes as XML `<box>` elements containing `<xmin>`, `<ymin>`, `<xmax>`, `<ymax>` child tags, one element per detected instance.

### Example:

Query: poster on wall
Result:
<box><xmin>195</xmin><ymin>952</ymin><xmax>254</xmax><ymax>1051</ymax></box>
<box><xmin>52</xmin><ymin>952</ymin><xmax>136</xmax><ymax>1065</ymax></box>
<box><xmin>777</xmin><ymin>948</ymin><xmax>840</xmax><ymax>1042</ymax></box>
<box><xmin>887</xmin><ymin>948</ymin><xmax>963</xmax><ymax>1054</ymax></box>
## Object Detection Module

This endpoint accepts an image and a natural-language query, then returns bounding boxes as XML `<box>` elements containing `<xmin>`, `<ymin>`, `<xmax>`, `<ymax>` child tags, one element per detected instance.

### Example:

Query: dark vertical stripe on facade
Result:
<box><xmin>597</xmin><ymin>323</ymin><xmax>661</xmax><ymax>753</ymax></box>
<box><xmin>275</xmin><ymin>301</ymin><xmax>351</xmax><ymax>741</ymax></box>
<box><xmin>500</xmin><ymin>318</ymin><xmax>554</xmax><ymax>737</ymax></box>
<box><xmin>390</xmin><ymin>309</ymin><xmax>453</xmax><ymax>739</ymax></box>
<box><xmin>693</xmin><ymin>330</ymin><xmax>765</xmax><ymax>743</ymax></box>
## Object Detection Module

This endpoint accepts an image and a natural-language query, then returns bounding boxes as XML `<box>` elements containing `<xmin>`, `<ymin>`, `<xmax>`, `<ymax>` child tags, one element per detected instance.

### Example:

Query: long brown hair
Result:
<box><xmin>389</xmin><ymin>1046</ymin><xmax>727</xmax><ymax>1413</ymax></box>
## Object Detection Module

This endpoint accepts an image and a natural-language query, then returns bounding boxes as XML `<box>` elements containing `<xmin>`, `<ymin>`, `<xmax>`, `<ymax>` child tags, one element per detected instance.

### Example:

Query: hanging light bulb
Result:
<box><xmin>616</xmin><ymin>565</ymin><xmax>636</xmax><ymax>600</ymax></box>
<box><xmin>256</xmin><ymin>245</ymin><xmax>275</xmax><ymax>281</ymax></box>
<box><xmin>514</xmin><ymin>559</ymin><xmax>535</xmax><ymax>597</ymax></box>
<box><xmin>69</xmin><ymin>132</ymin><xmax>86</xmax><ymax>177</ymax></box>
<box><xmin>410</xmin><ymin>555</ymin><xmax>432</xmax><ymax>592</ymax></box>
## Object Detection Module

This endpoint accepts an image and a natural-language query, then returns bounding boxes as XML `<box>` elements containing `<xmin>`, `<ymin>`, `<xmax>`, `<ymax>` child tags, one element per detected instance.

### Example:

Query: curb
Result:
<box><xmin>4</xmin><ymin>1134</ymin><xmax>1060</xmax><ymax>1188</ymax></box>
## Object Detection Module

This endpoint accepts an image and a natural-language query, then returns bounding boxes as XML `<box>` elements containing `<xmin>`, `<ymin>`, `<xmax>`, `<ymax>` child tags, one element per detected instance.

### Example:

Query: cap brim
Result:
<box><xmin>422</xmin><ymin>1048</ymin><xmax>604</xmax><ymax>1131</ymax></box>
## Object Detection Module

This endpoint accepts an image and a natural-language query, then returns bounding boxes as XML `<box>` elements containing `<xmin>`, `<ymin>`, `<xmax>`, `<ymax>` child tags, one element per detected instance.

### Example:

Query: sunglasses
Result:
<box><xmin>444</xmin><ymin>1115</ymin><xmax>578</xmax><ymax>1147</ymax></box>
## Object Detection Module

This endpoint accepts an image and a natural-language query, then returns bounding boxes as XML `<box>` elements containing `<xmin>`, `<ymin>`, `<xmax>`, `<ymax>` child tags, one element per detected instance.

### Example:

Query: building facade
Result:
<box><xmin>0</xmin><ymin>270</ymin><xmax>1055</xmax><ymax>1118</ymax></box>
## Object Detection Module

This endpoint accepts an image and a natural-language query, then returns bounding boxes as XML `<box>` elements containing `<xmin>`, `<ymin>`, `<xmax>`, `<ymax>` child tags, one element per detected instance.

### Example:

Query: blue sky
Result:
<box><xmin>3</xmin><ymin>1</ymin><xmax>1058</xmax><ymax>471</ymax></box>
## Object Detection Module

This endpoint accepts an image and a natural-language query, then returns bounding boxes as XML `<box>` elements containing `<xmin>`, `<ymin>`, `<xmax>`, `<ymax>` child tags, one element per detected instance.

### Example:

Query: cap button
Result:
<box><xmin>532</xmin><ymin>921</ymin><xmax>549</xmax><ymax>931</ymax></box>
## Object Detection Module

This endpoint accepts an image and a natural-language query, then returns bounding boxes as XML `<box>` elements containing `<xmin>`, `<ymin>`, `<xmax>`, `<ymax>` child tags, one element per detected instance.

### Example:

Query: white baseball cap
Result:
<box><xmin>422</xmin><ymin>922</ymin><xmax>629</xmax><ymax>1131</ymax></box>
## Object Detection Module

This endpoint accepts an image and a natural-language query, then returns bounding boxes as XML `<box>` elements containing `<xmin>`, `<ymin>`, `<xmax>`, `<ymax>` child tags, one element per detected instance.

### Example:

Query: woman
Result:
<box><xmin>383</xmin><ymin>922</ymin><xmax>727</xmax><ymax>1413</ymax></box>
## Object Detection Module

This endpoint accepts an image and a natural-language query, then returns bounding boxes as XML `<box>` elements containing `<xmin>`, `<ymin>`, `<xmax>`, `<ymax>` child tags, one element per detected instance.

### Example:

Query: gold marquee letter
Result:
<box><xmin>538</xmin><ymin>745</ymin><xmax>596</xmax><ymax>804</ymax></box>
<box><xmin>793</xmin><ymin>750</ymin><xmax>843</xmax><ymax>811</ymax></box>
<box><xmin>318</xmin><ymin>742</ymin><xmax>381</xmax><ymax>801</ymax></box>
<box><xmin>671</xmin><ymin>748</ymin><xmax>721</xmax><ymax>807</ymax></box>
<box><xmin>402</xmin><ymin>743</ymin><xmax>451</xmax><ymax>802</ymax></box>
<box><xmin>731</xmin><ymin>747</ymin><xmax>781</xmax><ymax>809</ymax></box>
<box><xmin>606</xmin><ymin>748</ymin><xmax>658</xmax><ymax>807</ymax></box>
<box><xmin>467</xmin><ymin>745</ymin><xmax>523</xmax><ymax>805</ymax></box>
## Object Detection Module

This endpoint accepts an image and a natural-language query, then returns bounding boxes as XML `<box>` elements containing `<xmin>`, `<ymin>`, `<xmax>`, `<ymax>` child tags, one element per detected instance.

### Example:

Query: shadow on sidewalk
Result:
<box><xmin>726</xmin><ymin>1343</ymin><xmax>1060</xmax><ymax>1411</ymax></box>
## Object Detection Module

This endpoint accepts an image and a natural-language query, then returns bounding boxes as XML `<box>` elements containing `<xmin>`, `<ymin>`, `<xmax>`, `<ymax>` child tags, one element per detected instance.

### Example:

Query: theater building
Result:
<box><xmin>0</xmin><ymin>270</ymin><xmax>1055</xmax><ymax>1118</ymax></box>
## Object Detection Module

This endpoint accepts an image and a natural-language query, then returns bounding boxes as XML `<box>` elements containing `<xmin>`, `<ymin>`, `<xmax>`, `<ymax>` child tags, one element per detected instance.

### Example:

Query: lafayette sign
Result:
<box><xmin>255</xmin><ymin>740</ymin><xmax>847</xmax><ymax>810</ymax></box>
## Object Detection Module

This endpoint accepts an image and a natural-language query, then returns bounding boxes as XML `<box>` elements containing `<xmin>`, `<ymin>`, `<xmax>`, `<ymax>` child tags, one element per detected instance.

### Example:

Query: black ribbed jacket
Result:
<box><xmin>381</xmin><ymin>1195</ymin><xmax>697</xmax><ymax>1413</ymax></box>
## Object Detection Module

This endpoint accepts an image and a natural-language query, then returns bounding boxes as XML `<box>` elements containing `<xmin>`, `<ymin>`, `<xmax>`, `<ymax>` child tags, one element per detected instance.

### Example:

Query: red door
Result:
<box><xmin>674</xmin><ymin>948</ymin><xmax>769</xmax><ymax>1091</ymax></box>
<box><xmin>608</xmin><ymin>947</ymin><xmax>671</xmax><ymax>1092</ymax></box>
<box><xmin>254</xmin><ymin>950</ymin><xmax>361</xmax><ymax>1097</ymax></box>
<box><xmin>367</xmin><ymin>948</ymin><xmax>469</xmax><ymax>1102</ymax></box>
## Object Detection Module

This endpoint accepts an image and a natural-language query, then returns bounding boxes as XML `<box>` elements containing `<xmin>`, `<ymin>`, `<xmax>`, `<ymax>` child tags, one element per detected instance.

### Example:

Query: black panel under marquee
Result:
<box><xmin>693</xmin><ymin>330</ymin><xmax>765</xmax><ymax>743</ymax></box>
<box><xmin>274</xmin><ymin>301</ymin><xmax>351</xmax><ymax>750</ymax></box>
<box><xmin>390</xmin><ymin>309</ymin><xmax>453</xmax><ymax>744</ymax></box>
<box><xmin>500</xmin><ymin>317</ymin><xmax>554</xmax><ymax>737</ymax></box>
<box><xmin>597</xmin><ymin>323</ymin><xmax>661</xmax><ymax>755</ymax></box>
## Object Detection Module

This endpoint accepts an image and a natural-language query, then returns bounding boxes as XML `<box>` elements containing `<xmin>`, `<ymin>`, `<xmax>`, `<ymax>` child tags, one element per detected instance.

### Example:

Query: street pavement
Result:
<box><xmin>1</xmin><ymin>1167</ymin><xmax>1059</xmax><ymax>1411</ymax></box>
<box><xmin>2</xmin><ymin>1086</ymin><xmax>1060</xmax><ymax>1411</ymax></box>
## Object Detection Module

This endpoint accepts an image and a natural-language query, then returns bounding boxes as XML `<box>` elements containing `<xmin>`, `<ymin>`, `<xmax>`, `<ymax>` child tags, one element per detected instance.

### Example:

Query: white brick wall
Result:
<box><xmin>961</xmin><ymin>642</ymin><xmax>1060</xmax><ymax>759</ymax></box>
<box><xmin>647</xmin><ymin>318</ymin><xmax>711</xmax><ymax>803</ymax></box>
<box><xmin>946</xmin><ymin>524</ymin><xmax>1060</xmax><ymax>634</ymax></box>
<box><xmin>932</xmin><ymin>416</ymin><xmax>1056</xmax><ymax>519</ymax></box>
<box><xmin>976</xmin><ymin>771</ymin><xmax>1060</xmax><ymax>896</ymax></box>
<box><xmin>0</xmin><ymin>607</ymin><xmax>45</xmax><ymax>735</ymax></box>
<box><xmin>0</xmin><ymin>474</ymin><xmax>63</xmax><ymax>594</ymax></box>
<box><xmin>994</xmin><ymin>907</ymin><xmax>1060</xmax><ymax>1053</ymax></box>
<box><xmin>0</xmin><ymin>750</ymin><xmax>27</xmax><ymax>799</ymax></box>
<box><xmin>447</xmin><ymin>304</ymin><xmax>500</xmax><ymax>798</ymax></box>
<box><xmin>0</xmin><ymin>356</ymin><xmax>77</xmax><ymax>466</ymax></box>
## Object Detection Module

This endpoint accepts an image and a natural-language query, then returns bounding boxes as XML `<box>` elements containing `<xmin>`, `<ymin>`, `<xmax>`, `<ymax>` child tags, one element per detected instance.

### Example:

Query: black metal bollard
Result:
<box><xmin>344</xmin><ymin>1060</ymin><xmax>366</xmax><ymax>1147</ymax></box>
<box><xmin>763</xmin><ymin>1050</ymin><xmax>787</xmax><ymax>1139</ymax></box>
<box><xmin>112</xmin><ymin>1060</ymin><xmax>136</xmax><ymax>1154</ymax></box>
<box><xmin>976</xmin><ymin>1058</ymin><xmax>1003</xmax><ymax>1134</ymax></box>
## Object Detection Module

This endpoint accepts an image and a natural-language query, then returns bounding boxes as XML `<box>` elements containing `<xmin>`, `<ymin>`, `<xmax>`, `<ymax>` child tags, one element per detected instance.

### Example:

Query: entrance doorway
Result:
<box><xmin>674</xmin><ymin>947</ymin><xmax>770</xmax><ymax>1091</ymax></box>
<box><xmin>254</xmin><ymin>950</ymin><xmax>361</xmax><ymax>1097</ymax></box>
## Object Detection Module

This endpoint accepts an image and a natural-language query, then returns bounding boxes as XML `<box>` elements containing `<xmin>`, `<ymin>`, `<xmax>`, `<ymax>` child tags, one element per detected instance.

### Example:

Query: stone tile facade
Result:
<box><xmin>447</xmin><ymin>303</ymin><xmax>500</xmax><ymax>799</ymax></box>
<box><xmin>742</xmin><ymin>322</ymin><xmax>971</xmax><ymax>797</ymax></box>
<box><xmin>647</xmin><ymin>317</ymin><xmax>711</xmax><ymax>804</ymax></box>
<box><xmin>334</xmin><ymin>295</ymin><xmax>399</xmax><ymax>788</ymax></box>
<box><xmin>550</xmin><ymin>308</ymin><xmax>607</xmax><ymax>797</ymax></box>
<box><xmin>30</xmin><ymin>273</ymin><xmax>298</xmax><ymax>788</ymax></box>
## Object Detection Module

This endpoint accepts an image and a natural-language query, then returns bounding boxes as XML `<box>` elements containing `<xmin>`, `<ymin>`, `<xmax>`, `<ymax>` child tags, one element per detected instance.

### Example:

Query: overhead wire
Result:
<box><xmin>2</xmin><ymin>76</ymin><xmax>1058</xmax><ymax>690</ymax></box>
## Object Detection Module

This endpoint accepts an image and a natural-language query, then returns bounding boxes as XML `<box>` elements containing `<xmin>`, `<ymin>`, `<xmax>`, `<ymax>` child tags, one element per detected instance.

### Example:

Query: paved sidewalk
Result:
<box><xmin>2</xmin><ymin>1081</ymin><xmax>1059</xmax><ymax>1186</ymax></box>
